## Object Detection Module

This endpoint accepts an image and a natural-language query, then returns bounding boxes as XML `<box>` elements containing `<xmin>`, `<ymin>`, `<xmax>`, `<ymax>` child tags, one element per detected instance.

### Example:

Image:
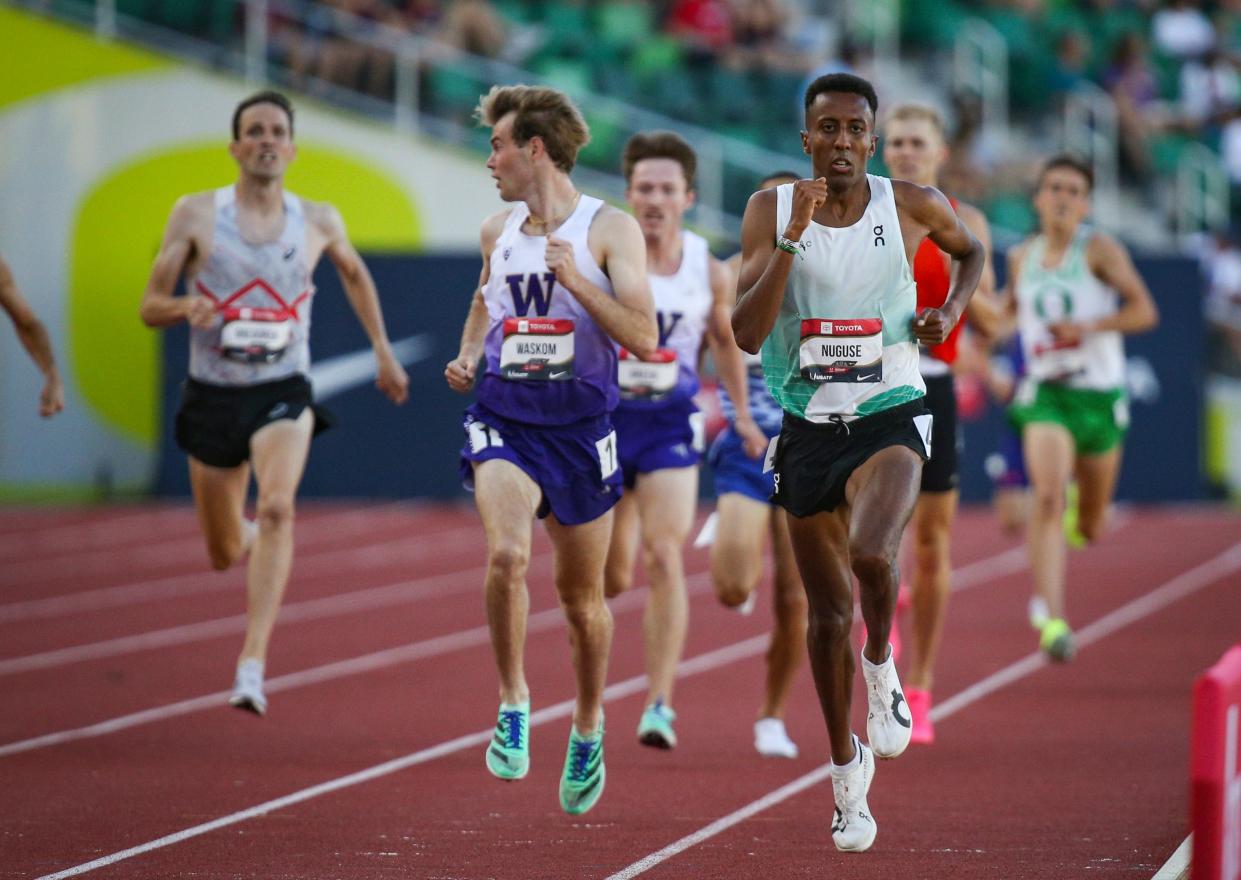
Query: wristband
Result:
<box><xmin>776</xmin><ymin>235</ymin><xmax>801</xmax><ymax>256</ymax></box>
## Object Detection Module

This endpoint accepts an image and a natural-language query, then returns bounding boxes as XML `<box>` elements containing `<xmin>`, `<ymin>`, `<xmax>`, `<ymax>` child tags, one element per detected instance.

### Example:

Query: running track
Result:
<box><xmin>1</xmin><ymin>501</ymin><xmax>1237</xmax><ymax>879</ymax></box>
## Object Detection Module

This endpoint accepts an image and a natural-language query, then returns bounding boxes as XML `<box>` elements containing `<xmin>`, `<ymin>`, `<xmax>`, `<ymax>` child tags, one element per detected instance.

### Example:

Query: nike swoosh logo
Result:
<box><xmin>549</xmin><ymin>370</ymin><xmax>569</xmax><ymax>379</ymax></box>
<box><xmin>309</xmin><ymin>333</ymin><xmax>433</xmax><ymax>401</ymax></box>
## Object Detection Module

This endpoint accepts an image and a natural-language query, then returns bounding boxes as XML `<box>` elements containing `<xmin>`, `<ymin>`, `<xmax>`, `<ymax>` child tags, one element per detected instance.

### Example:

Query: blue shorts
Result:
<box><xmin>708</xmin><ymin>422</ymin><xmax>780</xmax><ymax>503</ymax></box>
<box><xmin>611</xmin><ymin>400</ymin><xmax>703</xmax><ymax>489</ymax></box>
<box><xmin>992</xmin><ymin>424</ymin><xmax>1029</xmax><ymax>489</ymax></box>
<box><xmin>459</xmin><ymin>403</ymin><xmax>622</xmax><ymax>526</ymax></box>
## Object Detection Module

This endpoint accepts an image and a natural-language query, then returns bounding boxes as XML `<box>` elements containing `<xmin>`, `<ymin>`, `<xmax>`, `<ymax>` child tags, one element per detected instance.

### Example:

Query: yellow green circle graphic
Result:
<box><xmin>70</xmin><ymin>142</ymin><xmax>422</xmax><ymax>447</ymax></box>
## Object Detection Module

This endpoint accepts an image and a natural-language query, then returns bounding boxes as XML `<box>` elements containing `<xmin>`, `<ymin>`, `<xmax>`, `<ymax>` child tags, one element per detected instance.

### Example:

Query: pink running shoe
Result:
<box><xmin>905</xmin><ymin>687</ymin><xmax>934</xmax><ymax>745</ymax></box>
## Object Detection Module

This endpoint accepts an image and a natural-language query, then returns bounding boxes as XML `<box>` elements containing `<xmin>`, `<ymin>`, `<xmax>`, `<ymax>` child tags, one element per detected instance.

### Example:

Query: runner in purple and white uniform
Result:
<box><xmin>601</xmin><ymin>132</ymin><xmax>734</xmax><ymax>751</ymax></box>
<box><xmin>445</xmin><ymin>85</ymin><xmax>656</xmax><ymax>816</ymax></box>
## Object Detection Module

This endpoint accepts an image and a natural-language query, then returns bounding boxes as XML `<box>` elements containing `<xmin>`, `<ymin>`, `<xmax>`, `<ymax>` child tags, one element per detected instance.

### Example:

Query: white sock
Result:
<box><xmin>831</xmin><ymin>735</ymin><xmax>861</xmax><ymax>776</ymax></box>
<box><xmin>861</xmin><ymin>645</ymin><xmax>893</xmax><ymax>675</ymax></box>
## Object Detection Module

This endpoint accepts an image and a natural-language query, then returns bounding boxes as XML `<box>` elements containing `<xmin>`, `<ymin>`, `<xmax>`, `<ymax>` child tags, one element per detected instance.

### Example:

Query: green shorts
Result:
<box><xmin>1008</xmin><ymin>381</ymin><xmax>1128</xmax><ymax>455</ymax></box>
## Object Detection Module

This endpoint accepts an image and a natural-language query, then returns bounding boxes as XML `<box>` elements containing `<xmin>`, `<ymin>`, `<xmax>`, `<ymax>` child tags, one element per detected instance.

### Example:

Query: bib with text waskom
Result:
<box><xmin>618</xmin><ymin>348</ymin><xmax>678</xmax><ymax>400</ymax></box>
<box><xmin>798</xmin><ymin>318</ymin><xmax>883</xmax><ymax>383</ymax></box>
<box><xmin>500</xmin><ymin>317</ymin><xmax>575</xmax><ymax>380</ymax></box>
<box><xmin>220</xmin><ymin>306</ymin><xmax>296</xmax><ymax>364</ymax></box>
<box><xmin>1028</xmin><ymin>338</ymin><xmax>1088</xmax><ymax>382</ymax></box>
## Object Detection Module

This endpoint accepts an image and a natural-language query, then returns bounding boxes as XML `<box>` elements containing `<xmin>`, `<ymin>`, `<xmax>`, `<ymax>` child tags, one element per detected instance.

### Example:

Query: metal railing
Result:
<box><xmin>953</xmin><ymin>18</ymin><xmax>1008</xmax><ymax>152</ymax></box>
<box><xmin>1062</xmin><ymin>81</ymin><xmax>1120</xmax><ymax>230</ymax></box>
<box><xmin>30</xmin><ymin>0</ymin><xmax>821</xmax><ymax>242</ymax></box>
<box><xmin>1175</xmin><ymin>142</ymin><xmax>1230</xmax><ymax>242</ymax></box>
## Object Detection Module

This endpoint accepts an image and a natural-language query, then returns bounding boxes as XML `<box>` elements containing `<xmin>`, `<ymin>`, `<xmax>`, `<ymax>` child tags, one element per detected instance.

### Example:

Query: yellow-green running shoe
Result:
<box><xmin>637</xmin><ymin>700</ymin><xmax>677</xmax><ymax>749</ymax></box>
<box><xmin>485</xmin><ymin>701</ymin><xmax>530</xmax><ymax>780</ymax></box>
<box><xmin>559</xmin><ymin>721</ymin><xmax>605</xmax><ymax>815</ymax></box>
<box><xmin>1039</xmin><ymin>618</ymin><xmax>1076</xmax><ymax>663</ymax></box>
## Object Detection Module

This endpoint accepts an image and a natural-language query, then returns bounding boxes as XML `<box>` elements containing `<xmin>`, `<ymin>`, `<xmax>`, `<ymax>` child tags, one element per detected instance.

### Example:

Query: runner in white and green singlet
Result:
<box><xmin>731</xmin><ymin>73</ymin><xmax>985</xmax><ymax>854</ymax></box>
<box><xmin>1004</xmin><ymin>154</ymin><xmax>1159</xmax><ymax>663</ymax></box>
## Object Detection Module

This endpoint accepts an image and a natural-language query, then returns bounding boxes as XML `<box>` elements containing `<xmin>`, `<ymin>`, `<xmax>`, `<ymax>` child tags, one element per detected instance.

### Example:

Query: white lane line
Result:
<box><xmin>1151</xmin><ymin>835</ymin><xmax>1191</xmax><ymax>880</ymax></box>
<box><xmin>0</xmin><ymin>572</ymin><xmax>703</xmax><ymax>758</ymax></box>
<box><xmin>31</xmin><ymin>634</ymin><xmax>771</xmax><ymax>880</ymax></box>
<box><xmin>604</xmin><ymin>541</ymin><xmax>1241</xmax><ymax>880</ymax></box>
<box><xmin>0</xmin><ymin>501</ymin><xmax>434</xmax><ymax>592</ymax></box>
<box><xmin>0</xmin><ymin>541</ymin><xmax>1027</xmax><ymax>754</ymax></box>
<box><xmin>0</xmin><ymin>543</ymin><xmax>551</xmax><ymax>676</ymax></box>
<box><xmin>0</xmin><ymin>520</ymin><xmax>485</xmax><ymax>624</ymax></box>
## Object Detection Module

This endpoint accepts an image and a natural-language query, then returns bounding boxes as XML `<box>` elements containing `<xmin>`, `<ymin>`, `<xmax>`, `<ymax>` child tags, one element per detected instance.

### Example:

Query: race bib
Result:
<box><xmin>798</xmin><ymin>318</ymin><xmax>883</xmax><ymax>383</ymax></box>
<box><xmin>1029</xmin><ymin>339</ymin><xmax>1087</xmax><ymax>382</ymax></box>
<box><xmin>500</xmin><ymin>318</ymin><xmax>575</xmax><ymax>381</ymax></box>
<box><xmin>220</xmin><ymin>306</ymin><xmax>295</xmax><ymax>364</ymax></box>
<box><xmin>618</xmin><ymin>348</ymin><xmax>678</xmax><ymax>400</ymax></box>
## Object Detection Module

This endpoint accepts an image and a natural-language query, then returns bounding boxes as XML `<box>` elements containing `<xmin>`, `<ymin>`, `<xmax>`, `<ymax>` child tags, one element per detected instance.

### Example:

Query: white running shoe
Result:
<box><xmin>754</xmin><ymin>717</ymin><xmax>798</xmax><ymax>758</ymax></box>
<box><xmin>228</xmin><ymin>658</ymin><xmax>267</xmax><ymax>716</ymax></box>
<box><xmin>734</xmin><ymin>590</ymin><xmax>757</xmax><ymax>616</ymax></box>
<box><xmin>862</xmin><ymin>646</ymin><xmax>911</xmax><ymax>759</ymax></box>
<box><xmin>692</xmin><ymin>511</ymin><xmax>719</xmax><ymax>549</ymax></box>
<box><xmin>831</xmin><ymin>736</ymin><xmax>876</xmax><ymax>852</ymax></box>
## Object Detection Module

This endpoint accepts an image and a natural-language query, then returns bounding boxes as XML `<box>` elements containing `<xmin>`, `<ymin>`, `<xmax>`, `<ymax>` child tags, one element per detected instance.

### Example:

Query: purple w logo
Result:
<box><xmin>506</xmin><ymin>273</ymin><xmax>557</xmax><ymax>316</ymax></box>
<box><xmin>657</xmin><ymin>311</ymin><xmax>684</xmax><ymax>347</ymax></box>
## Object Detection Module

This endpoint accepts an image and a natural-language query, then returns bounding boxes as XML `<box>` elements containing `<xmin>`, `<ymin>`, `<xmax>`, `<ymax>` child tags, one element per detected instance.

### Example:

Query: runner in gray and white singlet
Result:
<box><xmin>140</xmin><ymin>90</ymin><xmax>408</xmax><ymax>716</ymax></box>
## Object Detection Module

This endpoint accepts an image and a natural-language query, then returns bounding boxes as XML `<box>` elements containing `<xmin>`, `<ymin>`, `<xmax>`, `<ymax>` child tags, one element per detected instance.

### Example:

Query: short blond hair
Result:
<box><xmin>883</xmin><ymin>103</ymin><xmax>946</xmax><ymax>140</ymax></box>
<box><xmin>476</xmin><ymin>84</ymin><xmax>591</xmax><ymax>173</ymax></box>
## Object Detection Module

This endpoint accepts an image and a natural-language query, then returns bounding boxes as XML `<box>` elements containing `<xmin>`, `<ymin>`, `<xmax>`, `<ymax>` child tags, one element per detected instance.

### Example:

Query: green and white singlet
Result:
<box><xmin>1015</xmin><ymin>227</ymin><xmax>1124</xmax><ymax>391</ymax></box>
<box><xmin>760</xmin><ymin>175</ymin><xmax>925</xmax><ymax>422</ymax></box>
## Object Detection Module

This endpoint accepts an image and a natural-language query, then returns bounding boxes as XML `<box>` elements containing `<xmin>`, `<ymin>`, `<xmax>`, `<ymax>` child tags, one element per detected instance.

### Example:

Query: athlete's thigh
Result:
<box><xmin>634</xmin><ymin>466</ymin><xmax>698</xmax><ymax>543</ymax></box>
<box><xmin>715</xmin><ymin>492</ymin><xmax>771</xmax><ymax>560</ymax></box>
<box><xmin>473</xmin><ymin>458</ymin><xmax>542</xmax><ymax>550</ymax></box>
<box><xmin>845</xmin><ymin>445</ymin><xmax>923</xmax><ymax>553</ymax></box>
<box><xmin>1022</xmin><ymin>422</ymin><xmax>1075</xmax><ymax>492</ymax></box>
<box><xmin>249</xmin><ymin>409</ymin><xmax>315</xmax><ymax>499</ymax></box>
<box><xmin>188</xmin><ymin>456</ymin><xmax>251</xmax><ymax>544</ymax></box>
<box><xmin>912</xmin><ymin>489</ymin><xmax>959</xmax><ymax>542</ymax></box>
<box><xmin>1074</xmin><ymin>446</ymin><xmax>1122</xmax><ymax>518</ymax></box>
<box><xmin>545</xmin><ymin>508</ymin><xmax>614</xmax><ymax>595</ymax></box>
<box><xmin>784</xmin><ymin>507</ymin><xmax>853</xmax><ymax>608</ymax></box>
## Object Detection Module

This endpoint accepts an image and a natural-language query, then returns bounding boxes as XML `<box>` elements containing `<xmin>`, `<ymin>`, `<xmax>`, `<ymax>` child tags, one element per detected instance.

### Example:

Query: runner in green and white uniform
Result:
<box><xmin>1004</xmin><ymin>155</ymin><xmax>1159</xmax><ymax>662</ymax></box>
<box><xmin>732</xmin><ymin>73</ymin><xmax>985</xmax><ymax>854</ymax></box>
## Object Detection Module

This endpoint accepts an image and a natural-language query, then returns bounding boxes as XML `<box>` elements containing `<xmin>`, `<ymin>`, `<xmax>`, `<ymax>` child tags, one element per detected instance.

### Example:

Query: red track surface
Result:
<box><xmin>1</xmin><ymin>502</ymin><xmax>1237</xmax><ymax>879</ymax></box>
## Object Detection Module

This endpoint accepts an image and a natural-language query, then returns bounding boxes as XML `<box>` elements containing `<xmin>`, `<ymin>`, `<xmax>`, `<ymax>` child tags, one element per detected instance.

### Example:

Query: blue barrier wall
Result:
<box><xmin>156</xmin><ymin>252</ymin><xmax>1205</xmax><ymax>502</ymax></box>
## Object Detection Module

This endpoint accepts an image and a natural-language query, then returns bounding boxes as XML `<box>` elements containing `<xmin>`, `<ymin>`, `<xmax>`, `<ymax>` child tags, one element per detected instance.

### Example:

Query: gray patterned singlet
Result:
<box><xmin>187</xmin><ymin>186</ymin><xmax>314</xmax><ymax>386</ymax></box>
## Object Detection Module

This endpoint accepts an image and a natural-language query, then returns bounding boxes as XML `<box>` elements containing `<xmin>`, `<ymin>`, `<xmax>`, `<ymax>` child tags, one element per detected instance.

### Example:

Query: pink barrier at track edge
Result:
<box><xmin>1191</xmin><ymin>643</ymin><xmax>1241</xmax><ymax>880</ymax></box>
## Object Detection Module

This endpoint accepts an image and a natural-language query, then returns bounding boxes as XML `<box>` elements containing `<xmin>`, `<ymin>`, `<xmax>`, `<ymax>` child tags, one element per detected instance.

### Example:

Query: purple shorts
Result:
<box><xmin>611</xmin><ymin>400</ymin><xmax>704</xmax><ymax>490</ymax></box>
<box><xmin>459</xmin><ymin>403</ymin><xmax>622</xmax><ymax>526</ymax></box>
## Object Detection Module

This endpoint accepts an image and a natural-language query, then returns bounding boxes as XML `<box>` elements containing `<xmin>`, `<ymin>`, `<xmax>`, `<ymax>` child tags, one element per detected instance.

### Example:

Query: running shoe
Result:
<box><xmin>861</xmin><ymin>646</ymin><xmax>911</xmax><ymax>759</ymax></box>
<box><xmin>485</xmin><ymin>700</ymin><xmax>530</xmax><ymax>780</ymax></box>
<box><xmin>692</xmin><ymin>510</ymin><xmax>719</xmax><ymax>549</ymax></box>
<box><xmin>637</xmin><ymin>700</ymin><xmax>677</xmax><ymax>749</ymax></box>
<box><xmin>1040</xmin><ymin>618</ymin><xmax>1076</xmax><ymax>663</ymax></box>
<box><xmin>228</xmin><ymin>658</ymin><xmax>267</xmax><ymax>716</ymax></box>
<box><xmin>559</xmin><ymin>721</ymin><xmax>606</xmax><ymax>815</ymax></box>
<box><xmin>1063</xmin><ymin>483</ymin><xmax>1087</xmax><ymax>549</ymax></box>
<box><xmin>831</xmin><ymin>735</ymin><xmax>876</xmax><ymax>852</ymax></box>
<box><xmin>754</xmin><ymin>717</ymin><xmax>798</xmax><ymax>758</ymax></box>
<box><xmin>905</xmin><ymin>687</ymin><xmax>935</xmax><ymax>745</ymax></box>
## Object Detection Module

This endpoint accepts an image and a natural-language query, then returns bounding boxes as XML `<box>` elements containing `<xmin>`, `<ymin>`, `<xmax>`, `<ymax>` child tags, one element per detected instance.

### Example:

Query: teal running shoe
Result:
<box><xmin>485</xmin><ymin>701</ymin><xmax>530</xmax><ymax>780</ymax></box>
<box><xmin>559</xmin><ymin>722</ymin><xmax>605</xmax><ymax>815</ymax></box>
<box><xmin>637</xmin><ymin>700</ymin><xmax>677</xmax><ymax>749</ymax></box>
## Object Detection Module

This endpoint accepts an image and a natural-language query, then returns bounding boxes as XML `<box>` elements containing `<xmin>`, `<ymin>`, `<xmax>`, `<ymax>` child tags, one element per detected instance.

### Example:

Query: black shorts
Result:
<box><xmin>920</xmin><ymin>373</ymin><xmax>961</xmax><ymax>493</ymax></box>
<box><xmin>770</xmin><ymin>399</ymin><xmax>931</xmax><ymax>517</ymax></box>
<box><xmin>174</xmin><ymin>375</ymin><xmax>333</xmax><ymax>468</ymax></box>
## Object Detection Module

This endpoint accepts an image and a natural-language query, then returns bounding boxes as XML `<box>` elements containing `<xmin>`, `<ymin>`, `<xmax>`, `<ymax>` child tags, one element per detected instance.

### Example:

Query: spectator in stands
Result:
<box><xmin>1103</xmin><ymin>32</ymin><xmax>1162</xmax><ymax>181</ymax></box>
<box><xmin>666</xmin><ymin>0</ymin><xmax>734</xmax><ymax>66</ymax></box>
<box><xmin>1047</xmin><ymin>30</ymin><xmax>1092</xmax><ymax>102</ymax></box>
<box><xmin>1179</xmin><ymin>43</ymin><xmax>1241</xmax><ymax>130</ymax></box>
<box><xmin>1152</xmin><ymin>0</ymin><xmax>1216</xmax><ymax>60</ymax></box>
